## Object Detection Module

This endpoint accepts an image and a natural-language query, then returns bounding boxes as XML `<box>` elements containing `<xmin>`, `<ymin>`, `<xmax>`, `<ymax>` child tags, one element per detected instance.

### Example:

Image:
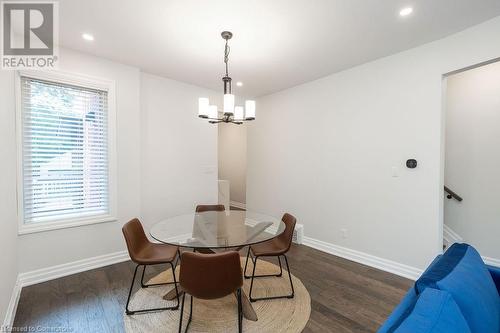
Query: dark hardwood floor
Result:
<box><xmin>13</xmin><ymin>244</ymin><xmax>412</xmax><ymax>333</ymax></box>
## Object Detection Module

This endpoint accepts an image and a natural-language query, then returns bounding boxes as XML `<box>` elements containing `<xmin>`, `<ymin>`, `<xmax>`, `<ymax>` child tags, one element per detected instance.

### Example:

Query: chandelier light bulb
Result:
<box><xmin>208</xmin><ymin>105</ymin><xmax>218</xmax><ymax>119</ymax></box>
<box><xmin>234</xmin><ymin>106</ymin><xmax>244</xmax><ymax>121</ymax></box>
<box><xmin>245</xmin><ymin>100</ymin><xmax>256</xmax><ymax>120</ymax></box>
<box><xmin>224</xmin><ymin>94</ymin><xmax>235</xmax><ymax>115</ymax></box>
<box><xmin>198</xmin><ymin>98</ymin><xmax>209</xmax><ymax>118</ymax></box>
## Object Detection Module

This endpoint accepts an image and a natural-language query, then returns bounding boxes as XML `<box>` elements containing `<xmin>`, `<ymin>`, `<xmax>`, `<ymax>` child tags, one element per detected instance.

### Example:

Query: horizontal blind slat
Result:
<box><xmin>21</xmin><ymin>76</ymin><xmax>110</xmax><ymax>223</ymax></box>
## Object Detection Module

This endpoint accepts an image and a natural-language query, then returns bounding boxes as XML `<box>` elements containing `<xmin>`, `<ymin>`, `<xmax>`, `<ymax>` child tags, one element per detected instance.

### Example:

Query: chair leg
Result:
<box><xmin>186</xmin><ymin>295</ymin><xmax>193</xmax><ymax>332</ymax></box>
<box><xmin>243</xmin><ymin>247</ymin><xmax>251</xmax><ymax>278</ymax></box>
<box><xmin>249</xmin><ymin>255</ymin><xmax>295</xmax><ymax>302</ymax></box>
<box><xmin>248</xmin><ymin>256</ymin><xmax>258</xmax><ymax>302</ymax></box>
<box><xmin>169</xmin><ymin>261</ymin><xmax>181</xmax><ymax>309</ymax></box>
<box><xmin>125</xmin><ymin>264</ymin><xmax>140</xmax><ymax>315</ymax></box>
<box><xmin>283</xmin><ymin>255</ymin><xmax>295</xmax><ymax>299</ymax></box>
<box><xmin>244</xmin><ymin>251</ymin><xmax>283</xmax><ymax>279</ymax></box>
<box><xmin>141</xmin><ymin>263</ymin><xmax>180</xmax><ymax>288</ymax></box>
<box><xmin>237</xmin><ymin>288</ymin><xmax>243</xmax><ymax>333</ymax></box>
<box><xmin>126</xmin><ymin>263</ymin><xmax>180</xmax><ymax>315</ymax></box>
<box><xmin>178</xmin><ymin>293</ymin><xmax>186</xmax><ymax>333</ymax></box>
<box><xmin>178</xmin><ymin>294</ymin><xmax>193</xmax><ymax>333</ymax></box>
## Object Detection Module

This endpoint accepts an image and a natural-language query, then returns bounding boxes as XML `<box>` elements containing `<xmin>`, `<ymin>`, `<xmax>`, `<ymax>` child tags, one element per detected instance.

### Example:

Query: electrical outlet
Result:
<box><xmin>341</xmin><ymin>228</ymin><xmax>348</xmax><ymax>239</ymax></box>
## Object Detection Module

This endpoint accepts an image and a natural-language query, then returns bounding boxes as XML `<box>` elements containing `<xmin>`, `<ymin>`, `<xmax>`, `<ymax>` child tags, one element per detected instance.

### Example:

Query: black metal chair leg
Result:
<box><xmin>237</xmin><ymin>288</ymin><xmax>243</xmax><ymax>333</ymax></box>
<box><xmin>125</xmin><ymin>264</ymin><xmax>140</xmax><ymax>315</ymax></box>
<box><xmin>178</xmin><ymin>294</ymin><xmax>193</xmax><ymax>333</ymax></box>
<box><xmin>243</xmin><ymin>247</ymin><xmax>251</xmax><ymax>278</ymax></box>
<box><xmin>169</xmin><ymin>262</ymin><xmax>181</xmax><ymax>309</ymax></box>
<box><xmin>249</xmin><ymin>255</ymin><xmax>295</xmax><ymax>302</ymax></box>
<box><xmin>126</xmin><ymin>263</ymin><xmax>180</xmax><ymax>315</ymax></box>
<box><xmin>186</xmin><ymin>295</ymin><xmax>193</xmax><ymax>332</ymax></box>
<box><xmin>178</xmin><ymin>293</ymin><xmax>186</xmax><ymax>333</ymax></box>
<box><xmin>141</xmin><ymin>263</ymin><xmax>180</xmax><ymax>288</ymax></box>
<box><xmin>283</xmin><ymin>255</ymin><xmax>295</xmax><ymax>299</ymax></box>
<box><xmin>244</xmin><ymin>252</ymin><xmax>283</xmax><ymax>279</ymax></box>
<box><xmin>248</xmin><ymin>256</ymin><xmax>258</xmax><ymax>302</ymax></box>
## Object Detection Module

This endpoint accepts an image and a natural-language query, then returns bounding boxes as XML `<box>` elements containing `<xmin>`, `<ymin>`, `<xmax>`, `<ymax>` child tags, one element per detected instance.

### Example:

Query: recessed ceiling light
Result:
<box><xmin>399</xmin><ymin>7</ymin><xmax>413</xmax><ymax>17</ymax></box>
<box><xmin>236</xmin><ymin>81</ymin><xmax>243</xmax><ymax>87</ymax></box>
<box><xmin>82</xmin><ymin>33</ymin><xmax>94</xmax><ymax>41</ymax></box>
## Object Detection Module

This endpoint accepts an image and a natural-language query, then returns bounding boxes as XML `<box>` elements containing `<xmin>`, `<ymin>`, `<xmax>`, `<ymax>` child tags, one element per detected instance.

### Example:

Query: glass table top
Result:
<box><xmin>150</xmin><ymin>210</ymin><xmax>285</xmax><ymax>249</ymax></box>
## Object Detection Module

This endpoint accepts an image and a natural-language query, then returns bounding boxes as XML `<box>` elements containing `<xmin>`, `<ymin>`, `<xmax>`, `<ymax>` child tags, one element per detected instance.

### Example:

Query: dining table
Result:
<box><xmin>149</xmin><ymin>209</ymin><xmax>286</xmax><ymax>321</ymax></box>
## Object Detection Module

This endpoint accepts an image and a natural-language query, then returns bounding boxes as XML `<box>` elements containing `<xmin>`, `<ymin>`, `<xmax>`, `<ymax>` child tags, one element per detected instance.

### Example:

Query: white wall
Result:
<box><xmin>218</xmin><ymin>123</ymin><xmax>247</xmax><ymax>204</ymax></box>
<box><xmin>139</xmin><ymin>73</ymin><xmax>218</xmax><ymax>226</ymax></box>
<box><xmin>15</xmin><ymin>48</ymin><xmax>142</xmax><ymax>273</ymax></box>
<box><xmin>247</xmin><ymin>16</ymin><xmax>500</xmax><ymax>270</ymax></box>
<box><xmin>0</xmin><ymin>47</ymin><xmax>219</xmax><ymax>280</ymax></box>
<box><xmin>0</xmin><ymin>70</ymin><xmax>19</xmax><ymax>327</ymax></box>
<box><xmin>445</xmin><ymin>61</ymin><xmax>500</xmax><ymax>260</ymax></box>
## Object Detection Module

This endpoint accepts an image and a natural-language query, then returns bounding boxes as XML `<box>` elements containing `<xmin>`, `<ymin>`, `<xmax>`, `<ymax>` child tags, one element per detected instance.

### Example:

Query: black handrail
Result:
<box><xmin>444</xmin><ymin>186</ymin><xmax>463</xmax><ymax>202</ymax></box>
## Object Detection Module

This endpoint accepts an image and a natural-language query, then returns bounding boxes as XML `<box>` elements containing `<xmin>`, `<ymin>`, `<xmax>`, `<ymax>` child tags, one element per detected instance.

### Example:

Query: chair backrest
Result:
<box><xmin>276</xmin><ymin>213</ymin><xmax>297</xmax><ymax>252</ymax></box>
<box><xmin>195</xmin><ymin>204</ymin><xmax>225</xmax><ymax>213</ymax></box>
<box><xmin>180</xmin><ymin>251</ymin><xmax>243</xmax><ymax>300</ymax></box>
<box><xmin>122</xmin><ymin>218</ymin><xmax>149</xmax><ymax>263</ymax></box>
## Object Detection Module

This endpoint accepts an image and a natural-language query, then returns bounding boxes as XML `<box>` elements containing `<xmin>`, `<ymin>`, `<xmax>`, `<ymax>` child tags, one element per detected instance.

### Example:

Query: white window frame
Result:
<box><xmin>15</xmin><ymin>70</ymin><xmax>118</xmax><ymax>235</ymax></box>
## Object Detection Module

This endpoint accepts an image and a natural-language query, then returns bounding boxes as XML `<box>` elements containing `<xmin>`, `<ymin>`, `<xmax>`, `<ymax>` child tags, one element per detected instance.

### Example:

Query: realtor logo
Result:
<box><xmin>1</xmin><ymin>1</ymin><xmax>58</xmax><ymax>69</ymax></box>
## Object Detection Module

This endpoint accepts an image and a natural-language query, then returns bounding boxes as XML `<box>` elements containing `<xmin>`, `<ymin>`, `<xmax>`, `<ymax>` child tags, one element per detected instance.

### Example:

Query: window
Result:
<box><xmin>17</xmin><ymin>71</ymin><xmax>116</xmax><ymax>234</ymax></box>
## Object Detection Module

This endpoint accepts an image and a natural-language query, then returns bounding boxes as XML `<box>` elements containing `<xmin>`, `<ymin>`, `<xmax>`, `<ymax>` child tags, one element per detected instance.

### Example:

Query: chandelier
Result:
<box><xmin>198</xmin><ymin>31</ymin><xmax>255</xmax><ymax>124</ymax></box>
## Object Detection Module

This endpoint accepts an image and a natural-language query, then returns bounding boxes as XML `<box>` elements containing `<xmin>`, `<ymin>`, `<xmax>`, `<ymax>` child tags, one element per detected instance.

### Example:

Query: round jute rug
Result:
<box><xmin>124</xmin><ymin>257</ymin><xmax>311</xmax><ymax>332</ymax></box>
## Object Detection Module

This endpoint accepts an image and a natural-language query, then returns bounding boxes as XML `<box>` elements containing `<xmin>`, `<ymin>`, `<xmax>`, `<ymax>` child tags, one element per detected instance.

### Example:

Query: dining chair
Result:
<box><xmin>243</xmin><ymin>213</ymin><xmax>296</xmax><ymax>302</ymax></box>
<box><xmin>122</xmin><ymin>218</ymin><xmax>181</xmax><ymax>315</ymax></box>
<box><xmin>195</xmin><ymin>204</ymin><xmax>225</xmax><ymax>212</ymax></box>
<box><xmin>178</xmin><ymin>251</ymin><xmax>243</xmax><ymax>333</ymax></box>
<box><xmin>194</xmin><ymin>204</ymin><xmax>225</xmax><ymax>253</ymax></box>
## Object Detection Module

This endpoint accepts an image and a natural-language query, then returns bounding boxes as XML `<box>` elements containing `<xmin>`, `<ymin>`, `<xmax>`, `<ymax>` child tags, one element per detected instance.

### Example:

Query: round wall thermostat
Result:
<box><xmin>406</xmin><ymin>159</ymin><xmax>417</xmax><ymax>169</ymax></box>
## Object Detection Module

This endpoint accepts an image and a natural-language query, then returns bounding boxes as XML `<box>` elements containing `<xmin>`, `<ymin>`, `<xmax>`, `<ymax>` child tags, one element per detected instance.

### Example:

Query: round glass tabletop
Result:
<box><xmin>150</xmin><ymin>210</ymin><xmax>285</xmax><ymax>249</ymax></box>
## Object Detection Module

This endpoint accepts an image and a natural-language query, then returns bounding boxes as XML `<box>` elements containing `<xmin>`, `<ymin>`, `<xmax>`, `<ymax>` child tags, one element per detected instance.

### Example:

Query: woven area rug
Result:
<box><xmin>124</xmin><ymin>257</ymin><xmax>311</xmax><ymax>332</ymax></box>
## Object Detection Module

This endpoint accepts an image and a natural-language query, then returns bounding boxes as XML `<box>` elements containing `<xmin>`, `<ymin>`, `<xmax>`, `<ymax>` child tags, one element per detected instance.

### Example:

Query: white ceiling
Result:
<box><xmin>59</xmin><ymin>0</ymin><xmax>500</xmax><ymax>97</ymax></box>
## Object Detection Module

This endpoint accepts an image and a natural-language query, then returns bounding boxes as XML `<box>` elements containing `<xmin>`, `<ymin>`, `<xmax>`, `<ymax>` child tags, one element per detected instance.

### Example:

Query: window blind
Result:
<box><xmin>20</xmin><ymin>76</ymin><xmax>109</xmax><ymax>224</ymax></box>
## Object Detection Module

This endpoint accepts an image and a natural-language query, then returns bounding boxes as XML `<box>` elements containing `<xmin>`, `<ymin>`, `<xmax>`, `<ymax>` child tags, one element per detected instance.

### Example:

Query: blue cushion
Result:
<box><xmin>393</xmin><ymin>288</ymin><xmax>471</xmax><ymax>333</ymax></box>
<box><xmin>379</xmin><ymin>256</ymin><xmax>443</xmax><ymax>333</ymax></box>
<box><xmin>378</xmin><ymin>288</ymin><xmax>418</xmax><ymax>333</ymax></box>
<box><xmin>415</xmin><ymin>243</ymin><xmax>500</xmax><ymax>333</ymax></box>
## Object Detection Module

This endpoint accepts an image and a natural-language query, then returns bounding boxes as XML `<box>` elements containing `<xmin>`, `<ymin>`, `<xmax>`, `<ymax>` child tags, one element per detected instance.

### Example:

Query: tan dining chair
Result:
<box><xmin>243</xmin><ymin>213</ymin><xmax>296</xmax><ymax>302</ymax></box>
<box><xmin>194</xmin><ymin>204</ymin><xmax>225</xmax><ymax>253</ymax></box>
<box><xmin>122</xmin><ymin>218</ymin><xmax>181</xmax><ymax>315</ymax></box>
<box><xmin>178</xmin><ymin>251</ymin><xmax>243</xmax><ymax>333</ymax></box>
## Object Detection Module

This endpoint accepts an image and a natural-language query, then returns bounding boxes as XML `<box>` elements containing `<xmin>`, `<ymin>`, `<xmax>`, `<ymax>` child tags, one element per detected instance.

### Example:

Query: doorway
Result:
<box><xmin>217</xmin><ymin>123</ymin><xmax>247</xmax><ymax>210</ymax></box>
<box><xmin>443</xmin><ymin>60</ymin><xmax>500</xmax><ymax>263</ymax></box>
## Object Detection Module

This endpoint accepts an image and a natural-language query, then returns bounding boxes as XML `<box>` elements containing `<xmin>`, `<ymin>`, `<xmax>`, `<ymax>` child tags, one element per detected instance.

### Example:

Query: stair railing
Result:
<box><xmin>444</xmin><ymin>186</ymin><xmax>463</xmax><ymax>202</ymax></box>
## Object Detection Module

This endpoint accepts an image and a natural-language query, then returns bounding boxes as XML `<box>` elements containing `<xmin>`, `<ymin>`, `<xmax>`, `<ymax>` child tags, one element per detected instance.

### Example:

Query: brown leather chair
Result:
<box><xmin>178</xmin><ymin>251</ymin><xmax>243</xmax><ymax>333</ymax></box>
<box><xmin>195</xmin><ymin>204</ymin><xmax>225</xmax><ymax>212</ymax></box>
<box><xmin>243</xmin><ymin>213</ymin><xmax>296</xmax><ymax>302</ymax></box>
<box><xmin>122</xmin><ymin>218</ymin><xmax>181</xmax><ymax>315</ymax></box>
<box><xmin>194</xmin><ymin>204</ymin><xmax>225</xmax><ymax>254</ymax></box>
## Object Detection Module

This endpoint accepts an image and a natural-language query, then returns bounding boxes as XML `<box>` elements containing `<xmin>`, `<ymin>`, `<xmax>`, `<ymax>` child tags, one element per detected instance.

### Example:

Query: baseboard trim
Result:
<box><xmin>2</xmin><ymin>277</ymin><xmax>21</xmax><ymax>331</ymax></box>
<box><xmin>18</xmin><ymin>250</ymin><xmax>130</xmax><ymax>287</ymax></box>
<box><xmin>3</xmin><ymin>250</ymin><xmax>130</xmax><ymax>330</ymax></box>
<box><xmin>483</xmin><ymin>256</ymin><xmax>500</xmax><ymax>267</ymax></box>
<box><xmin>443</xmin><ymin>224</ymin><xmax>463</xmax><ymax>246</ymax></box>
<box><xmin>230</xmin><ymin>201</ymin><xmax>246</xmax><ymax>210</ymax></box>
<box><xmin>302</xmin><ymin>236</ymin><xmax>423</xmax><ymax>280</ymax></box>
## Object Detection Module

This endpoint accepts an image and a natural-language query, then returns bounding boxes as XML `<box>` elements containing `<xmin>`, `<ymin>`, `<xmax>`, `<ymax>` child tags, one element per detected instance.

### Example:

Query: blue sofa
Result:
<box><xmin>379</xmin><ymin>243</ymin><xmax>500</xmax><ymax>333</ymax></box>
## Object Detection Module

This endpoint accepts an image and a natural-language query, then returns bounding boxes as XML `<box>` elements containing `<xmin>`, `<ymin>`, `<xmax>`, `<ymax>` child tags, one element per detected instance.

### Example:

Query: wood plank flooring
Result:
<box><xmin>13</xmin><ymin>244</ymin><xmax>412</xmax><ymax>333</ymax></box>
